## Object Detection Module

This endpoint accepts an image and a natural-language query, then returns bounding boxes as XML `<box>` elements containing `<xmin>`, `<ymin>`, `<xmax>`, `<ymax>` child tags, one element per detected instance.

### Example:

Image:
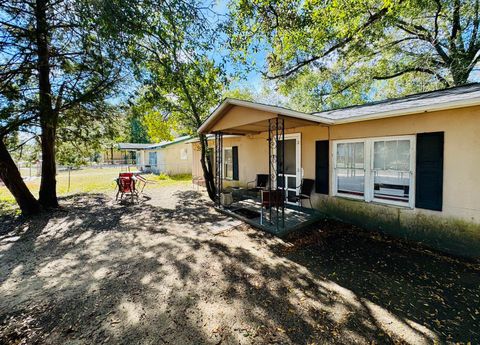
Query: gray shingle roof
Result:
<box><xmin>117</xmin><ymin>143</ymin><xmax>153</xmax><ymax>150</ymax></box>
<box><xmin>313</xmin><ymin>83</ymin><xmax>480</xmax><ymax>121</ymax></box>
<box><xmin>117</xmin><ymin>136</ymin><xmax>191</xmax><ymax>150</ymax></box>
<box><xmin>147</xmin><ymin>135</ymin><xmax>191</xmax><ymax>149</ymax></box>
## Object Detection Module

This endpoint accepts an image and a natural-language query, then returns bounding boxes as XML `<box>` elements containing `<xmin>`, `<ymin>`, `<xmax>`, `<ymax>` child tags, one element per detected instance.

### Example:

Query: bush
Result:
<box><xmin>151</xmin><ymin>173</ymin><xmax>191</xmax><ymax>182</ymax></box>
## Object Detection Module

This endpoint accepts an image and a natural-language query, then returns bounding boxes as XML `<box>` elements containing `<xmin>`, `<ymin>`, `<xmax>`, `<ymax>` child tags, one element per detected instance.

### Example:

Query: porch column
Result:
<box><xmin>268</xmin><ymin>118</ymin><xmax>285</xmax><ymax>231</ymax></box>
<box><xmin>214</xmin><ymin>132</ymin><xmax>223</xmax><ymax>206</ymax></box>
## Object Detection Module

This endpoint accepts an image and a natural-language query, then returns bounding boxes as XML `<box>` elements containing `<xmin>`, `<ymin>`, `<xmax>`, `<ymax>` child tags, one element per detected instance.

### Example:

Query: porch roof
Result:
<box><xmin>198</xmin><ymin>83</ymin><xmax>480</xmax><ymax>135</ymax></box>
<box><xmin>198</xmin><ymin>98</ymin><xmax>333</xmax><ymax>135</ymax></box>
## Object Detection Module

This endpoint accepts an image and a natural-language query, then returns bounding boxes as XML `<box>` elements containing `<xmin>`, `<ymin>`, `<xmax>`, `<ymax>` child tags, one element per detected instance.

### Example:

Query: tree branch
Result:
<box><xmin>373</xmin><ymin>67</ymin><xmax>450</xmax><ymax>87</ymax></box>
<box><xmin>265</xmin><ymin>5</ymin><xmax>393</xmax><ymax>80</ymax></box>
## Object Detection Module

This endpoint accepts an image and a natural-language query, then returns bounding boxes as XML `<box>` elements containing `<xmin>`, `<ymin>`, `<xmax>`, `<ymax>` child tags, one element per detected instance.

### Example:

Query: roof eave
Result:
<box><xmin>197</xmin><ymin>98</ymin><xmax>333</xmax><ymax>134</ymax></box>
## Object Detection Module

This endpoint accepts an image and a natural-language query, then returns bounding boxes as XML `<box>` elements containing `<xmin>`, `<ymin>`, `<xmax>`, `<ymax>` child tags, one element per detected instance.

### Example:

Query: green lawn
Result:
<box><xmin>0</xmin><ymin>167</ymin><xmax>191</xmax><ymax>215</ymax></box>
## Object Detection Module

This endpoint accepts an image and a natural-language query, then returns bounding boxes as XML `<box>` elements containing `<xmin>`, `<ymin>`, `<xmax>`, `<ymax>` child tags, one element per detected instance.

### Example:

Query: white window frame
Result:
<box><xmin>223</xmin><ymin>147</ymin><xmax>233</xmax><ymax>180</ymax></box>
<box><xmin>148</xmin><ymin>151</ymin><xmax>158</xmax><ymax>167</ymax></box>
<box><xmin>180</xmin><ymin>148</ymin><xmax>188</xmax><ymax>160</ymax></box>
<box><xmin>332</xmin><ymin>138</ymin><xmax>367</xmax><ymax>201</ymax></box>
<box><xmin>333</xmin><ymin>135</ymin><xmax>416</xmax><ymax>208</ymax></box>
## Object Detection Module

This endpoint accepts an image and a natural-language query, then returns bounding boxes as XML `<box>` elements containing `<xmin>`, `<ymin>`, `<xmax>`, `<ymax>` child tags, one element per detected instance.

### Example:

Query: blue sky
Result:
<box><xmin>209</xmin><ymin>0</ymin><xmax>268</xmax><ymax>94</ymax></box>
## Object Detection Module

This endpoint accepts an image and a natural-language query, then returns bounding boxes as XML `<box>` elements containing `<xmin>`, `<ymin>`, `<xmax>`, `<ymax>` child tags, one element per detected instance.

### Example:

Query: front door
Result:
<box><xmin>277</xmin><ymin>133</ymin><xmax>301</xmax><ymax>204</ymax></box>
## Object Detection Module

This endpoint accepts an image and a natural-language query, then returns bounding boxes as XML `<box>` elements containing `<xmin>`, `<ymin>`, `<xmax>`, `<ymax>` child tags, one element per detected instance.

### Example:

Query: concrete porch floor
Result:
<box><xmin>216</xmin><ymin>198</ymin><xmax>325</xmax><ymax>237</ymax></box>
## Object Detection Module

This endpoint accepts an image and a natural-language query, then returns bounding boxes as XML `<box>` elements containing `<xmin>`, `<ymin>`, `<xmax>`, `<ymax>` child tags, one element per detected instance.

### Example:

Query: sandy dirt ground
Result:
<box><xmin>0</xmin><ymin>185</ymin><xmax>479</xmax><ymax>344</ymax></box>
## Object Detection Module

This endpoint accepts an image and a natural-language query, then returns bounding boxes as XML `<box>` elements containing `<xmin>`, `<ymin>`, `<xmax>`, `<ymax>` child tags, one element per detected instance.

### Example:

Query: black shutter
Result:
<box><xmin>232</xmin><ymin>146</ymin><xmax>239</xmax><ymax>181</ymax></box>
<box><xmin>415</xmin><ymin>132</ymin><xmax>444</xmax><ymax>211</ymax></box>
<box><xmin>315</xmin><ymin>140</ymin><xmax>329</xmax><ymax>194</ymax></box>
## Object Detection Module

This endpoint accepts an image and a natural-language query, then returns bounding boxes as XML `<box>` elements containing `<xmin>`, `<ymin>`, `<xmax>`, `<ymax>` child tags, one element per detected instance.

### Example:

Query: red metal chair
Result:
<box><xmin>260</xmin><ymin>189</ymin><xmax>285</xmax><ymax>225</ymax></box>
<box><xmin>116</xmin><ymin>175</ymin><xmax>138</xmax><ymax>203</ymax></box>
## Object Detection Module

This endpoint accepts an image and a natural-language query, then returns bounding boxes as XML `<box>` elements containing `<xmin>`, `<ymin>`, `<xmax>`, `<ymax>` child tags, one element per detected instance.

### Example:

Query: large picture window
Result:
<box><xmin>333</xmin><ymin>136</ymin><xmax>415</xmax><ymax>207</ymax></box>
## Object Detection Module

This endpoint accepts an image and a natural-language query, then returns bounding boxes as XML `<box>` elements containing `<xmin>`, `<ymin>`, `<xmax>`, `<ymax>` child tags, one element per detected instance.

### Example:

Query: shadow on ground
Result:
<box><xmin>0</xmin><ymin>188</ymin><xmax>479</xmax><ymax>344</ymax></box>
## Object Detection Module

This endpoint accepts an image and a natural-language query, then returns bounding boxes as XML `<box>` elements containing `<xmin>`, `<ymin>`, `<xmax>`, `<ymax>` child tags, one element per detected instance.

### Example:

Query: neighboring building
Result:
<box><xmin>135</xmin><ymin>136</ymin><xmax>192</xmax><ymax>175</ymax></box>
<box><xmin>196</xmin><ymin>83</ymin><xmax>480</xmax><ymax>258</ymax></box>
<box><xmin>102</xmin><ymin>143</ymin><xmax>153</xmax><ymax>165</ymax></box>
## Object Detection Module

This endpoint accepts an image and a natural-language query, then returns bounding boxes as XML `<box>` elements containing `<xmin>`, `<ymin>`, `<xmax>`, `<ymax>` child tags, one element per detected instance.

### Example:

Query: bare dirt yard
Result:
<box><xmin>1</xmin><ymin>185</ymin><xmax>479</xmax><ymax>344</ymax></box>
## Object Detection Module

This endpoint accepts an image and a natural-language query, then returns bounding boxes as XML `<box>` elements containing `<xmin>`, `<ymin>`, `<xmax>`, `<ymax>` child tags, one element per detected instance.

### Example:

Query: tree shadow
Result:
<box><xmin>0</xmin><ymin>189</ymin><xmax>479</xmax><ymax>344</ymax></box>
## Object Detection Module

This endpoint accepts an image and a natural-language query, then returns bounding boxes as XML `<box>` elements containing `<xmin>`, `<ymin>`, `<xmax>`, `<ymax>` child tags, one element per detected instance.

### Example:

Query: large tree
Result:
<box><xmin>228</xmin><ymin>0</ymin><xmax>480</xmax><ymax>110</ymax></box>
<box><xmin>56</xmin><ymin>103</ymin><xmax>123</xmax><ymax>167</ymax></box>
<box><xmin>104</xmin><ymin>0</ymin><xmax>226</xmax><ymax>201</ymax></box>
<box><xmin>0</xmin><ymin>62</ymin><xmax>42</xmax><ymax>214</ymax></box>
<box><xmin>1</xmin><ymin>0</ymin><xmax>122</xmax><ymax>210</ymax></box>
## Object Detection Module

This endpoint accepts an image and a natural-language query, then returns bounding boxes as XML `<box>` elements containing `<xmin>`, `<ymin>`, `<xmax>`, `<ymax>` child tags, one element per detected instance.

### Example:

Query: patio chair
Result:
<box><xmin>116</xmin><ymin>175</ymin><xmax>138</xmax><ymax>203</ymax></box>
<box><xmin>134</xmin><ymin>174</ymin><xmax>156</xmax><ymax>193</ymax></box>
<box><xmin>119</xmin><ymin>172</ymin><xmax>134</xmax><ymax>178</ymax></box>
<box><xmin>288</xmin><ymin>178</ymin><xmax>315</xmax><ymax>208</ymax></box>
<box><xmin>247</xmin><ymin>174</ymin><xmax>269</xmax><ymax>192</ymax></box>
<box><xmin>192</xmin><ymin>175</ymin><xmax>206</xmax><ymax>190</ymax></box>
<box><xmin>260</xmin><ymin>189</ymin><xmax>285</xmax><ymax>225</ymax></box>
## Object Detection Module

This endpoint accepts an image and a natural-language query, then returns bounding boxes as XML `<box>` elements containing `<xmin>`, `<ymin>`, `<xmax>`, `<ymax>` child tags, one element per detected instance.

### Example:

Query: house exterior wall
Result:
<box><xmin>161</xmin><ymin>142</ymin><xmax>192</xmax><ymax>175</ymax></box>
<box><xmin>193</xmin><ymin>104</ymin><xmax>480</xmax><ymax>258</ymax></box>
<box><xmin>140</xmin><ymin>142</ymin><xmax>192</xmax><ymax>175</ymax></box>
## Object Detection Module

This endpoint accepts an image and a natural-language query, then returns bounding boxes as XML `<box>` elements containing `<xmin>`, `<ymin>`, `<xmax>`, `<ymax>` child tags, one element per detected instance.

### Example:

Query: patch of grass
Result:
<box><xmin>0</xmin><ymin>167</ymin><xmax>191</xmax><ymax>215</ymax></box>
<box><xmin>151</xmin><ymin>173</ymin><xmax>192</xmax><ymax>182</ymax></box>
<box><xmin>0</xmin><ymin>199</ymin><xmax>20</xmax><ymax>217</ymax></box>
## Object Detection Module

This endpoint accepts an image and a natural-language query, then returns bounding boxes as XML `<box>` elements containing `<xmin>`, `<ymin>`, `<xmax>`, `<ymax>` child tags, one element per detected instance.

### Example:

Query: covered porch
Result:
<box><xmin>198</xmin><ymin>99</ymin><xmax>330</xmax><ymax>236</ymax></box>
<box><xmin>217</xmin><ymin>192</ymin><xmax>324</xmax><ymax>236</ymax></box>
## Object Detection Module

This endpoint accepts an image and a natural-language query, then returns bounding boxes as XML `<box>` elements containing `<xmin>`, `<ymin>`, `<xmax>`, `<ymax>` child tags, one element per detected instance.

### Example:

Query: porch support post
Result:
<box><xmin>268</xmin><ymin>118</ymin><xmax>285</xmax><ymax>232</ymax></box>
<box><xmin>275</xmin><ymin>118</ymin><xmax>279</xmax><ymax>232</ymax></box>
<box><xmin>214</xmin><ymin>132</ymin><xmax>223</xmax><ymax>206</ymax></box>
<box><xmin>276</xmin><ymin>117</ymin><xmax>285</xmax><ymax>232</ymax></box>
<box><xmin>281</xmin><ymin>118</ymin><xmax>285</xmax><ymax>229</ymax></box>
<box><xmin>268</xmin><ymin>119</ymin><xmax>274</xmax><ymax>223</ymax></box>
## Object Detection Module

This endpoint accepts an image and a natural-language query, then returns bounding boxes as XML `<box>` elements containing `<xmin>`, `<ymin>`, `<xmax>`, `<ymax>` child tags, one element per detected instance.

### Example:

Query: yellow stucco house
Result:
<box><xmin>133</xmin><ymin>136</ymin><xmax>192</xmax><ymax>175</ymax></box>
<box><xmin>194</xmin><ymin>83</ymin><xmax>480</xmax><ymax>258</ymax></box>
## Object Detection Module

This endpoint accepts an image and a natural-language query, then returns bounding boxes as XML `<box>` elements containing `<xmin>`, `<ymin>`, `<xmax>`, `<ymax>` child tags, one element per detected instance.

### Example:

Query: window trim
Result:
<box><xmin>333</xmin><ymin>135</ymin><xmax>416</xmax><ymax>208</ymax></box>
<box><xmin>332</xmin><ymin>138</ymin><xmax>367</xmax><ymax>201</ymax></box>
<box><xmin>223</xmin><ymin>147</ymin><xmax>233</xmax><ymax>180</ymax></box>
<box><xmin>180</xmin><ymin>148</ymin><xmax>188</xmax><ymax>160</ymax></box>
<box><xmin>148</xmin><ymin>151</ymin><xmax>158</xmax><ymax>166</ymax></box>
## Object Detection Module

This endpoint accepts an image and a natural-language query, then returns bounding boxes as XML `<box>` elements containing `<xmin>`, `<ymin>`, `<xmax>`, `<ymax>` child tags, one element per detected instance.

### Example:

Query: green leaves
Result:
<box><xmin>104</xmin><ymin>0</ymin><xmax>226</xmax><ymax>135</ymax></box>
<box><xmin>228</xmin><ymin>0</ymin><xmax>480</xmax><ymax>111</ymax></box>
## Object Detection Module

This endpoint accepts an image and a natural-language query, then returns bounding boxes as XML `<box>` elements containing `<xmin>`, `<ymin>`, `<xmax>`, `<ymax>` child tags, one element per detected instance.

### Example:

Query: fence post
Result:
<box><xmin>67</xmin><ymin>167</ymin><xmax>71</xmax><ymax>192</ymax></box>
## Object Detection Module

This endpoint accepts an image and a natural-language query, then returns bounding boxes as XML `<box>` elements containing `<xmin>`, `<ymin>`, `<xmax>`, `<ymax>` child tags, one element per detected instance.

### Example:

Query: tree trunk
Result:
<box><xmin>39</xmin><ymin>126</ymin><xmax>58</xmax><ymax>207</ymax></box>
<box><xmin>0</xmin><ymin>139</ymin><xmax>41</xmax><ymax>216</ymax></box>
<box><xmin>35</xmin><ymin>0</ymin><xmax>59</xmax><ymax>208</ymax></box>
<box><xmin>198</xmin><ymin>134</ymin><xmax>216</xmax><ymax>201</ymax></box>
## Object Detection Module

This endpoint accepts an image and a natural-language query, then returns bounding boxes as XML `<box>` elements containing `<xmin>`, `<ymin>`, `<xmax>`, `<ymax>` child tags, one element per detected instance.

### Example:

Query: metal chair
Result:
<box><xmin>260</xmin><ymin>189</ymin><xmax>285</xmax><ymax>225</ymax></box>
<box><xmin>116</xmin><ymin>174</ymin><xmax>138</xmax><ymax>203</ymax></box>
<box><xmin>192</xmin><ymin>175</ymin><xmax>206</xmax><ymax>190</ymax></box>
<box><xmin>247</xmin><ymin>174</ymin><xmax>269</xmax><ymax>192</ymax></box>
<box><xmin>134</xmin><ymin>174</ymin><xmax>155</xmax><ymax>193</ymax></box>
<box><xmin>288</xmin><ymin>178</ymin><xmax>315</xmax><ymax>208</ymax></box>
